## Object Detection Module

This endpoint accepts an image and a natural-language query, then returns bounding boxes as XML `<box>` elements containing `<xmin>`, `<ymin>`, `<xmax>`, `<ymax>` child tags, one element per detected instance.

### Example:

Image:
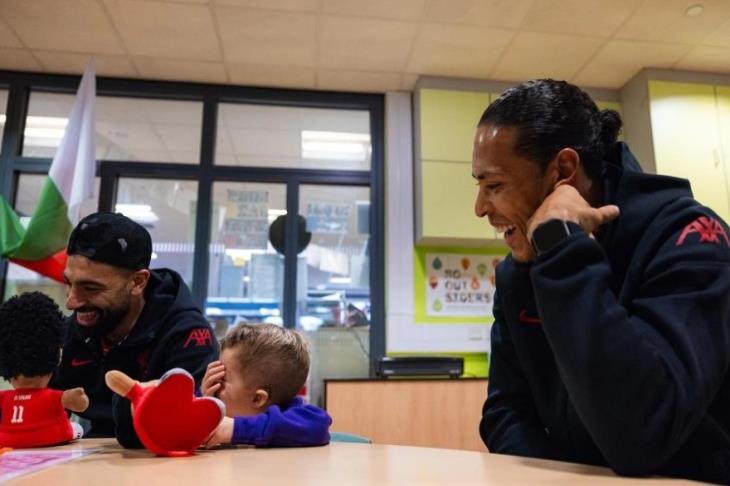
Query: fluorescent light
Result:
<box><xmin>24</xmin><ymin>116</ymin><xmax>69</xmax><ymax>139</ymax></box>
<box><xmin>116</xmin><ymin>203</ymin><xmax>152</xmax><ymax>213</ymax></box>
<box><xmin>27</xmin><ymin>116</ymin><xmax>68</xmax><ymax>128</ymax></box>
<box><xmin>24</xmin><ymin>127</ymin><xmax>66</xmax><ymax>139</ymax></box>
<box><xmin>151</xmin><ymin>252</ymin><xmax>158</xmax><ymax>260</ymax></box>
<box><xmin>301</xmin><ymin>130</ymin><xmax>370</xmax><ymax>161</ymax></box>
<box><xmin>329</xmin><ymin>277</ymin><xmax>352</xmax><ymax>284</ymax></box>
<box><xmin>302</xmin><ymin>131</ymin><xmax>370</xmax><ymax>142</ymax></box>
<box><xmin>115</xmin><ymin>204</ymin><xmax>159</xmax><ymax>225</ymax></box>
<box><xmin>22</xmin><ymin>116</ymin><xmax>70</xmax><ymax>148</ymax></box>
<box><xmin>223</xmin><ymin>248</ymin><xmax>267</xmax><ymax>259</ymax></box>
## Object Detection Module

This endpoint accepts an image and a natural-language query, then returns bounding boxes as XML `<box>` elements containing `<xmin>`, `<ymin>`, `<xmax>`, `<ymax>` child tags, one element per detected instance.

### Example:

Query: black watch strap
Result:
<box><xmin>531</xmin><ymin>219</ymin><xmax>572</xmax><ymax>257</ymax></box>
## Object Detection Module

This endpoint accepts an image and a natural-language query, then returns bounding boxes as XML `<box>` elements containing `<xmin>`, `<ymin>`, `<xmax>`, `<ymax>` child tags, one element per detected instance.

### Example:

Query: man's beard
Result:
<box><xmin>74</xmin><ymin>304</ymin><xmax>130</xmax><ymax>340</ymax></box>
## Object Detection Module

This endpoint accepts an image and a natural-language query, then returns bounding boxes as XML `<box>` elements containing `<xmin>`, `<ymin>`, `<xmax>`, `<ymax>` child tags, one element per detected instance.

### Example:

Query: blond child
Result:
<box><xmin>201</xmin><ymin>323</ymin><xmax>331</xmax><ymax>447</ymax></box>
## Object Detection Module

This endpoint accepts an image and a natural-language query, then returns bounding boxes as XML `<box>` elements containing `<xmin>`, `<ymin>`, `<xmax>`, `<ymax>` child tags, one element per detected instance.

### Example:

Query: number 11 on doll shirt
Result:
<box><xmin>0</xmin><ymin>389</ymin><xmax>78</xmax><ymax>448</ymax></box>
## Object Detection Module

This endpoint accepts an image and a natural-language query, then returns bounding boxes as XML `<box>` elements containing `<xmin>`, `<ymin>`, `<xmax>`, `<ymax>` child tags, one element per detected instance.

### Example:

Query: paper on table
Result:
<box><xmin>0</xmin><ymin>449</ymin><xmax>98</xmax><ymax>483</ymax></box>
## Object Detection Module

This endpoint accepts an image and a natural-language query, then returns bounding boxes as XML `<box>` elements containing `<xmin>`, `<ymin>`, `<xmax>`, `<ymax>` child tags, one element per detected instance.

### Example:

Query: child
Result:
<box><xmin>201</xmin><ymin>323</ymin><xmax>331</xmax><ymax>447</ymax></box>
<box><xmin>0</xmin><ymin>292</ymin><xmax>89</xmax><ymax>447</ymax></box>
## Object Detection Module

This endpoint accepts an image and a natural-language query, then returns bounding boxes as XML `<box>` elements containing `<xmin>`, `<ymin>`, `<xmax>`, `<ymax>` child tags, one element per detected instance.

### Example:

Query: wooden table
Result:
<box><xmin>0</xmin><ymin>439</ymin><xmax>706</xmax><ymax>485</ymax></box>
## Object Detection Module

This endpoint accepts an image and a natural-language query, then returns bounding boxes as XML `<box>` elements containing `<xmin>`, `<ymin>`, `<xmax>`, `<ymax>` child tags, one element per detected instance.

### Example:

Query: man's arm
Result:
<box><xmin>481</xmin><ymin>290</ymin><xmax>561</xmax><ymax>460</ymax></box>
<box><xmin>114</xmin><ymin>316</ymin><xmax>219</xmax><ymax>449</ymax></box>
<box><xmin>532</xmin><ymin>218</ymin><xmax>730</xmax><ymax>475</ymax></box>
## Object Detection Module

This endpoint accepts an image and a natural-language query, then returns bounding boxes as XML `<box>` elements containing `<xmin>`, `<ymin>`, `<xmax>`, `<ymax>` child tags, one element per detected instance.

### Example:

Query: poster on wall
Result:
<box><xmin>306</xmin><ymin>201</ymin><xmax>351</xmax><ymax>234</ymax></box>
<box><xmin>425</xmin><ymin>253</ymin><xmax>500</xmax><ymax>317</ymax></box>
<box><xmin>223</xmin><ymin>189</ymin><xmax>269</xmax><ymax>249</ymax></box>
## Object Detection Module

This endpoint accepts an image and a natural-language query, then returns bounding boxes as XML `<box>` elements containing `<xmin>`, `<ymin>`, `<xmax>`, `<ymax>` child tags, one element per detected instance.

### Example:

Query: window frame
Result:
<box><xmin>0</xmin><ymin>70</ymin><xmax>385</xmax><ymax>374</ymax></box>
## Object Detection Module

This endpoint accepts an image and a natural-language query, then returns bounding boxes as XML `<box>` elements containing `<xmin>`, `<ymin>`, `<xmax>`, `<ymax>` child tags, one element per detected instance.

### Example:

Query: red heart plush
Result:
<box><xmin>112</xmin><ymin>368</ymin><xmax>225</xmax><ymax>457</ymax></box>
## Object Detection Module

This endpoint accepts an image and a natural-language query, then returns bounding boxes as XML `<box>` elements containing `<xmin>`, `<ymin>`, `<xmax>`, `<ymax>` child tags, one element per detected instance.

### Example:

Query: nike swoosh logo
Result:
<box><xmin>70</xmin><ymin>358</ymin><xmax>94</xmax><ymax>367</ymax></box>
<box><xmin>518</xmin><ymin>310</ymin><xmax>541</xmax><ymax>325</ymax></box>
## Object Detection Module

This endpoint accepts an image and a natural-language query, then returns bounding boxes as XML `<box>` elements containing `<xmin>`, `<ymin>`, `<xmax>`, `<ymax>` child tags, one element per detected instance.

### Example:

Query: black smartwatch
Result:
<box><xmin>531</xmin><ymin>218</ymin><xmax>572</xmax><ymax>257</ymax></box>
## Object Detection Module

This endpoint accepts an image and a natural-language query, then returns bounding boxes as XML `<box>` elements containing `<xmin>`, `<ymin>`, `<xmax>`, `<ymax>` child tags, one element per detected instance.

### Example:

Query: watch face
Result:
<box><xmin>532</xmin><ymin>219</ymin><xmax>571</xmax><ymax>256</ymax></box>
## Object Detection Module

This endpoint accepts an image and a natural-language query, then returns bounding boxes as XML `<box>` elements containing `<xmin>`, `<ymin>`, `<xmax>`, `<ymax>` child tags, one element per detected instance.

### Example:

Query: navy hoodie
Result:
<box><xmin>481</xmin><ymin>143</ymin><xmax>730</xmax><ymax>484</ymax></box>
<box><xmin>53</xmin><ymin>268</ymin><xmax>219</xmax><ymax>448</ymax></box>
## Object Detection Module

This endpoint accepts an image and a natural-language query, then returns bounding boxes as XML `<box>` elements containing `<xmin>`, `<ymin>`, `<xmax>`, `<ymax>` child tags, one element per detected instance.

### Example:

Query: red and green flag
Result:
<box><xmin>0</xmin><ymin>60</ymin><xmax>96</xmax><ymax>282</ymax></box>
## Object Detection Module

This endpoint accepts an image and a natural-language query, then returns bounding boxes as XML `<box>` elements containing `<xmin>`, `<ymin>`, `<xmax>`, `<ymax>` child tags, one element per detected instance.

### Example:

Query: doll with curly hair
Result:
<box><xmin>0</xmin><ymin>292</ymin><xmax>89</xmax><ymax>447</ymax></box>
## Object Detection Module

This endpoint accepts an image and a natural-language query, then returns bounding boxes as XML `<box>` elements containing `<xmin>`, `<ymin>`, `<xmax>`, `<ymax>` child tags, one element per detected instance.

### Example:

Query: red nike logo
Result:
<box><xmin>518</xmin><ymin>310</ymin><xmax>541</xmax><ymax>325</ymax></box>
<box><xmin>70</xmin><ymin>358</ymin><xmax>94</xmax><ymax>367</ymax></box>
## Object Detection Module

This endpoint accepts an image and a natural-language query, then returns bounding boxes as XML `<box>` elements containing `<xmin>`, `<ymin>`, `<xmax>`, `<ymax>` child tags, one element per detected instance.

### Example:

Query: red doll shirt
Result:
<box><xmin>0</xmin><ymin>388</ymin><xmax>75</xmax><ymax>448</ymax></box>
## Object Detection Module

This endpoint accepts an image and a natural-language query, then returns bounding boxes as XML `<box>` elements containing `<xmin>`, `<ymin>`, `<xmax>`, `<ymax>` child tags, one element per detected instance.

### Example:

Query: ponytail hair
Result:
<box><xmin>478</xmin><ymin>79</ymin><xmax>622</xmax><ymax>180</ymax></box>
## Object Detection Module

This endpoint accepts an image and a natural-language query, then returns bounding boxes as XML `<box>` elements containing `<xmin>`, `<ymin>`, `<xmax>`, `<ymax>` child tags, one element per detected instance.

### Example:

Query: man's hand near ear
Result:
<box><xmin>527</xmin><ymin>184</ymin><xmax>620</xmax><ymax>241</ymax></box>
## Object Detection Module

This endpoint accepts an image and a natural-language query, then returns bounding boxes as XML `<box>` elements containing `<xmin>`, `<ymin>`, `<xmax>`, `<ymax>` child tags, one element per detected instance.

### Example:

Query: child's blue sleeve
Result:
<box><xmin>231</xmin><ymin>397</ymin><xmax>332</xmax><ymax>447</ymax></box>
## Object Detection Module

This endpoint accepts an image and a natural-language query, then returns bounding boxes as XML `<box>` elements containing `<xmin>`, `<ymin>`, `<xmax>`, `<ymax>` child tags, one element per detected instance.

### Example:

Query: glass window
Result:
<box><xmin>4</xmin><ymin>173</ymin><xmax>100</xmax><ymax>307</ymax></box>
<box><xmin>23</xmin><ymin>92</ymin><xmax>203</xmax><ymax>164</ymax></box>
<box><xmin>116</xmin><ymin>178</ymin><xmax>198</xmax><ymax>286</ymax></box>
<box><xmin>216</xmin><ymin>104</ymin><xmax>371</xmax><ymax>170</ymax></box>
<box><xmin>0</xmin><ymin>89</ymin><xmax>7</xmax><ymax>149</ymax></box>
<box><xmin>206</xmin><ymin>182</ymin><xmax>287</xmax><ymax>338</ymax></box>
<box><xmin>298</xmin><ymin>184</ymin><xmax>371</xmax><ymax>406</ymax></box>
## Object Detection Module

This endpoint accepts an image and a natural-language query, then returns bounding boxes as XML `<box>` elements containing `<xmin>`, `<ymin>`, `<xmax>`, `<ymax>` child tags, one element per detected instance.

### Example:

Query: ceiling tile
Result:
<box><xmin>492</xmin><ymin>32</ymin><xmax>604</xmax><ymax>82</ymax></box>
<box><xmin>423</xmin><ymin>0</ymin><xmax>532</xmax><ymax>29</ymax></box>
<box><xmin>34</xmin><ymin>51</ymin><xmax>138</xmax><ymax>78</ymax></box>
<box><xmin>0</xmin><ymin>0</ymin><xmax>123</xmax><ymax>54</ymax></box>
<box><xmin>0</xmin><ymin>48</ymin><xmax>42</xmax><ymax>71</ymax></box>
<box><xmin>321</xmin><ymin>0</ymin><xmax>426</xmax><ymax>20</ymax></box>
<box><xmin>407</xmin><ymin>23</ymin><xmax>514</xmax><ymax>78</ymax></box>
<box><xmin>212</xmin><ymin>0</ymin><xmax>320</xmax><ymax>12</ymax></box>
<box><xmin>702</xmin><ymin>17</ymin><xmax>730</xmax><ymax>47</ymax></box>
<box><xmin>401</xmin><ymin>74</ymin><xmax>418</xmax><ymax>90</ymax></box>
<box><xmin>675</xmin><ymin>46</ymin><xmax>730</xmax><ymax>74</ymax></box>
<box><xmin>216</xmin><ymin>6</ymin><xmax>316</xmax><ymax>66</ymax></box>
<box><xmin>134</xmin><ymin>58</ymin><xmax>227</xmax><ymax>83</ymax></box>
<box><xmin>573</xmin><ymin>40</ymin><xmax>691</xmax><ymax>88</ymax></box>
<box><xmin>316</xmin><ymin>69</ymin><xmax>402</xmax><ymax>92</ymax></box>
<box><xmin>103</xmin><ymin>0</ymin><xmax>221</xmax><ymax>61</ymax></box>
<box><xmin>318</xmin><ymin>16</ymin><xmax>417</xmax><ymax>71</ymax></box>
<box><xmin>228</xmin><ymin>63</ymin><xmax>315</xmax><ymax>88</ymax></box>
<box><xmin>0</xmin><ymin>20</ymin><xmax>23</xmax><ymax>48</ymax></box>
<box><xmin>616</xmin><ymin>0</ymin><xmax>730</xmax><ymax>44</ymax></box>
<box><xmin>520</xmin><ymin>0</ymin><xmax>641</xmax><ymax>37</ymax></box>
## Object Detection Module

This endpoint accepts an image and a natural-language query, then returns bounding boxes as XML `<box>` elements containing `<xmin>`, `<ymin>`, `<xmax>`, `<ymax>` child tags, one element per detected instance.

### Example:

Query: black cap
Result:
<box><xmin>67</xmin><ymin>212</ymin><xmax>152</xmax><ymax>270</ymax></box>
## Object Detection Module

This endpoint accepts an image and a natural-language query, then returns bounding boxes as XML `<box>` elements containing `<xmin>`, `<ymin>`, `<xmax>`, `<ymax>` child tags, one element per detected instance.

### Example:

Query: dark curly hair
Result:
<box><xmin>478</xmin><ymin>79</ymin><xmax>622</xmax><ymax>181</ymax></box>
<box><xmin>0</xmin><ymin>292</ymin><xmax>66</xmax><ymax>380</ymax></box>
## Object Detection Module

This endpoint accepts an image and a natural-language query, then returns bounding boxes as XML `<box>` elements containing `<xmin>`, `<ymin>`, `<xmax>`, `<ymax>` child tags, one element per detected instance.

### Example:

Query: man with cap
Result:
<box><xmin>52</xmin><ymin>212</ymin><xmax>219</xmax><ymax>447</ymax></box>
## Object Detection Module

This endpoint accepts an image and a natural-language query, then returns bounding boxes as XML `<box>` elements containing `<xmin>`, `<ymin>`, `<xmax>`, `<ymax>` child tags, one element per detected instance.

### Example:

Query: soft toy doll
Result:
<box><xmin>106</xmin><ymin>368</ymin><xmax>225</xmax><ymax>456</ymax></box>
<box><xmin>0</xmin><ymin>292</ymin><xmax>89</xmax><ymax>448</ymax></box>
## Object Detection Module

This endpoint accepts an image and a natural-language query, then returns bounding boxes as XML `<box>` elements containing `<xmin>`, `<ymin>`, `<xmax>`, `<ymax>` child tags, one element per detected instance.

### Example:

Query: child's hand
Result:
<box><xmin>202</xmin><ymin>416</ymin><xmax>234</xmax><ymax>448</ymax></box>
<box><xmin>202</xmin><ymin>360</ymin><xmax>225</xmax><ymax>397</ymax></box>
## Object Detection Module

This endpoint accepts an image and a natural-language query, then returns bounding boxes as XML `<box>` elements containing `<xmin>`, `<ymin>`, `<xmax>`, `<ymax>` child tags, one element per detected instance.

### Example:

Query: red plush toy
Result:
<box><xmin>105</xmin><ymin>368</ymin><xmax>225</xmax><ymax>456</ymax></box>
<box><xmin>0</xmin><ymin>388</ymin><xmax>86</xmax><ymax>448</ymax></box>
<box><xmin>0</xmin><ymin>292</ymin><xmax>89</xmax><ymax>449</ymax></box>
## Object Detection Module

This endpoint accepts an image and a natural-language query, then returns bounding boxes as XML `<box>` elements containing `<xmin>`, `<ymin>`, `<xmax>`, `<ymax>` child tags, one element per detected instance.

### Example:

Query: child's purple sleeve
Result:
<box><xmin>231</xmin><ymin>397</ymin><xmax>332</xmax><ymax>447</ymax></box>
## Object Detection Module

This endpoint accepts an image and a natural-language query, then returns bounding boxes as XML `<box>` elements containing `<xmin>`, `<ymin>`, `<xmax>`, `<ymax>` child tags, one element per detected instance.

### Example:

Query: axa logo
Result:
<box><xmin>676</xmin><ymin>216</ymin><xmax>730</xmax><ymax>247</ymax></box>
<box><xmin>184</xmin><ymin>328</ymin><xmax>213</xmax><ymax>348</ymax></box>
